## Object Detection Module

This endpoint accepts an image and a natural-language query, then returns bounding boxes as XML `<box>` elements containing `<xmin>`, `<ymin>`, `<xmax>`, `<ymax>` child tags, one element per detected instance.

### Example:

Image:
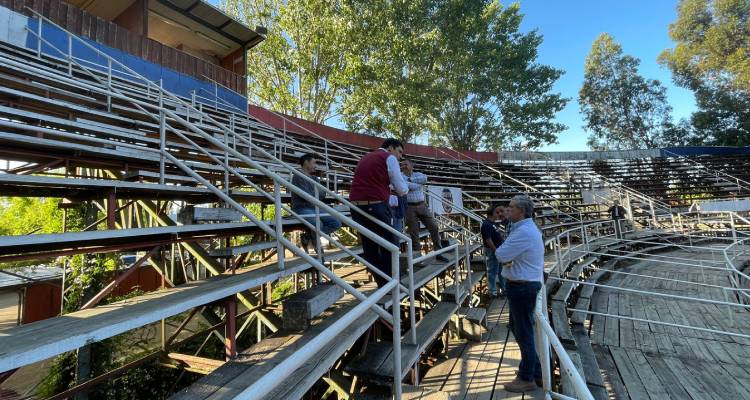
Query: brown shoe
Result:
<box><xmin>504</xmin><ymin>376</ymin><xmax>537</xmax><ymax>393</ymax></box>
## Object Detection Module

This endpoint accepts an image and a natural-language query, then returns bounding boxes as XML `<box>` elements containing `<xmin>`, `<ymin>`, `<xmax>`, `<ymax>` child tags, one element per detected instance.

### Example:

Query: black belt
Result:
<box><xmin>506</xmin><ymin>279</ymin><xmax>533</xmax><ymax>284</ymax></box>
<box><xmin>408</xmin><ymin>201</ymin><xmax>424</xmax><ymax>206</ymax></box>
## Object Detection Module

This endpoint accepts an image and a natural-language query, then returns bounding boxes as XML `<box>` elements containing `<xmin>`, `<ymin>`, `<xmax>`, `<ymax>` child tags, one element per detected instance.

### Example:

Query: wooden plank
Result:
<box><xmin>570</xmin><ymin>325</ymin><xmax>608</xmax><ymax>400</ymax></box>
<box><xmin>625</xmin><ymin>350</ymin><xmax>670</xmax><ymax>399</ymax></box>
<box><xmin>282</xmin><ymin>283</ymin><xmax>344</xmax><ymax>331</ymax></box>
<box><xmin>589</xmin><ymin>291</ymin><xmax>606</xmax><ymax>345</ymax></box>
<box><xmin>411</xmin><ymin>302</ymin><xmax>459</xmax><ymax>353</ymax></box>
<box><xmin>603</xmin><ymin>292</ymin><xmax>619</xmax><ymax>347</ymax></box>
<box><xmin>617</xmin><ymin>293</ymin><xmax>636</xmax><ymax>348</ymax></box>
<box><xmin>464</xmin><ymin>299</ymin><xmax>508</xmax><ymax>400</ymax></box>
<box><xmin>662</xmin><ymin>356</ymin><xmax>718</xmax><ymax>400</ymax></box>
<box><xmin>642</xmin><ymin>354</ymin><xmax>691</xmax><ymax>400</ymax></box>
<box><xmin>550</xmin><ymin>300</ymin><xmax>574</xmax><ymax>346</ymax></box>
<box><xmin>609</xmin><ymin>347</ymin><xmax>651</xmax><ymax>400</ymax></box>
<box><xmin>0</xmin><ymin>256</ymin><xmax>319</xmax><ymax>373</ymax></box>
<box><xmin>440</xmin><ymin>299</ymin><xmax>503</xmax><ymax>398</ymax></box>
<box><xmin>680</xmin><ymin>358</ymin><xmax>738</xmax><ymax>400</ymax></box>
<box><xmin>592</xmin><ymin>345</ymin><xmax>630</xmax><ymax>400</ymax></box>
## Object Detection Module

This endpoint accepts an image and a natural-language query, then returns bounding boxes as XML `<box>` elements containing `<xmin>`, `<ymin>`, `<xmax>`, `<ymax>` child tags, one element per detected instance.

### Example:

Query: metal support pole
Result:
<box><xmin>391</xmin><ymin>252</ymin><xmax>403</xmax><ymax>400</ymax></box>
<box><xmin>225</xmin><ymin>296</ymin><xmax>237</xmax><ymax>359</ymax></box>
<box><xmin>159</xmin><ymin>108</ymin><xmax>166</xmax><ymax>185</ymax></box>
<box><xmin>274</xmin><ymin>181</ymin><xmax>285</xmax><ymax>270</ymax></box>
<box><xmin>67</xmin><ymin>34</ymin><xmax>72</xmax><ymax>75</ymax></box>
<box><xmin>407</xmin><ymin>245</ymin><xmax>417</xmax><ymax>345</ymax></box>
<box><xmin>454</xmin><ymin>246</ymin><xmax>461</xmax><ymax>305</ymax></box>
<box><xmin>36</xmin><ymin>18</ymin><xmax>42</xmax><ymax>57</ymax></box>
<box><xmin>106</xmin><ymin>192</ymin><xmax>116</xmax><ymax>230</ymax></box>
<box><xmin>314</xmin><ymin>184</ymin><xmax>323</xmax><ymax>262</ymax></box>
<box><xmin>106</xmin><ymin>59</ymin><xmax>112</xmax><ymax>112</ymax></box>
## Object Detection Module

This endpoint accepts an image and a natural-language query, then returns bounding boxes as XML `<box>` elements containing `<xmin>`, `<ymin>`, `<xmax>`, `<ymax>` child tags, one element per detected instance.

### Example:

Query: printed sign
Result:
<box><xmin>427</xmin><ymin>186</ymin><xmax>463</xmax><ymax>215</ymax></box>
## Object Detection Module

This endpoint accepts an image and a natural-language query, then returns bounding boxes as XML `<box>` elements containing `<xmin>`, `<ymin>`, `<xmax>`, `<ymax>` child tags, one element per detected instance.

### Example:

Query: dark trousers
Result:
<box><xmin>351</xmin><ymin>202</ymin><xmax>395</xmax><ymax>287</ymax></box>
<box><xmin>405</xmin><ymin>202</ymin><xmax>442</xmax><ymax>252</ymax></box>
<box><xmin>506</xmin><ymin>280</ymin><xmax>542</xmax><ymax>382</ymax></box>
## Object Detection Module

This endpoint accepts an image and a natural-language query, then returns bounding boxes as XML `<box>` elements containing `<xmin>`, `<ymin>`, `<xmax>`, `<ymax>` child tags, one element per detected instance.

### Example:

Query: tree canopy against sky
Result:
<box><xmin>659</xmin><ymin>0</ymin><xmax>750</xmax><ymax>146</ymax></box>
<box><xmin>579</xmin><ymin>33</ymin><xmax>680</xmax><ymax>150</ymax></box>
<box><xmin>221</xmin><ymin>0</ymin><xmax>566</xmax><ymax>150</ymax></box>
<box><xmin>220</xmin><ymin>0</ymin><xmax>350</xmax><ymax>124</ymax></box>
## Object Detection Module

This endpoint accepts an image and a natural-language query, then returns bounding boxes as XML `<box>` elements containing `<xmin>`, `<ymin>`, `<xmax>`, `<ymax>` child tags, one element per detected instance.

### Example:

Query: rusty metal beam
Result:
<box><xmin>80</xmin><ymin>246</ymin><xmax>161</xmax><ymax>310</ymax></box>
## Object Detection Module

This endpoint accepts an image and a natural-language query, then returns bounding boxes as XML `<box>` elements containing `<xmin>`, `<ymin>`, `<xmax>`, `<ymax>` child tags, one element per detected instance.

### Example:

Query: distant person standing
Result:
<box><xmin>480</xmin><ymin>203</ymin><xmax>506</xmax><ymax>297</ymax></box>
<box><xmin>349</xmin><ymin>139</ymin><xmax>408</xmax><ymax>287</ymax></box>
<box><xmin>608</xmin><ymin>200</ymin><xmax>628</xmax><ymax>239</ymax></box>
<box><xmin>496</xmin><ymin>195</ymin><xmax>544</xmax><ymax>393</ymax></box>
<box><xmin>402</xmin><ymin>159</ymin><xmax>447</xmax><ymax>261</ymax></box>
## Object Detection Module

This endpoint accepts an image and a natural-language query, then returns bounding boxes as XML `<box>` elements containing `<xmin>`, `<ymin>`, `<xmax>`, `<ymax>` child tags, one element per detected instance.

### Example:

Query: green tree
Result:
<box><xmin>220</xmin><ymin>0</ymin><xmax>350</xmax><ymax>123</ymax></box>
<box><xmin>659</xmin><ymin>0</ymin><xmax>750</xmax><ymax>146</ymax></box>
<box><xmin>579</xmin><ymin>33</ymin><xmax>678</xmax><ymax>150</ymax></box>
<box><xmin>430</xmin><ymin>2</ymin><xmax>566</xmax><ymax>151</ymax></box>
<box><xmin>343</xmin><ymin>0</ymin><xmax>566</xmax><ymax>148</ymax></box>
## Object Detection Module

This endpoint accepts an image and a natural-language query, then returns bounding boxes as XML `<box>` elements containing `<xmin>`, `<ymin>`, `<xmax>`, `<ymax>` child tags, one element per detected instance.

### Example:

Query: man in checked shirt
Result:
<box><xmin>401</xmin><ymin>159</ymin><xmax>448</xmax><ymax>262</ymax></box>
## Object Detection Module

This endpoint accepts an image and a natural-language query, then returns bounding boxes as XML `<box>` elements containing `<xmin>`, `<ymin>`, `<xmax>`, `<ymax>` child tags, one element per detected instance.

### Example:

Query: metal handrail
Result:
<box><xmin>24</xmin><ymin>11</ymin><xmax>421</xmax><ymax>398</ymax></box>
<box><xmin>434</xmin><ymin>147</ymin><xmax>585</xmax><ymax>222</ymax></box>
<box><xmin>662</xmin><ymin>149</ymin><xmax>750</xmax><ymax>193</ymax></box>
<box><xmin>533</xmin><ymin>154</ymin><xmax>673</xmax><ymax>214</ymax></box>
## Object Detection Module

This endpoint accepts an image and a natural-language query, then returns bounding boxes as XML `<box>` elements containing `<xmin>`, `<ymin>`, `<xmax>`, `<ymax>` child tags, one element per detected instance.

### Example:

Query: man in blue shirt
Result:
<box><xmin>480</xmin><ymin>203</ymin><xmax>506</xmax><ymax>297</ymax></box>
<box><xmin>496</xmin><ymin>195</ymin><xmax>544</xmax><ymax>393</ymax></box>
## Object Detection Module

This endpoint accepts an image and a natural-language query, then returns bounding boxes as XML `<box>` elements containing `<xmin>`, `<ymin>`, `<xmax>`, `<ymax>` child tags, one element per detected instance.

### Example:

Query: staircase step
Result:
<box><xmin>346</xmin><ymin>302</ymin><xmax>458</xmax><ymax>385</ymax></box>
<box><xmin>454</xmin><ymin>307</ymin><xmax>487</xmax><ymax>342</ymax></box>
<box><xmin>209</xmin><ymin>241</ymin><xmax>276</xmax><ymax>257</ymax></box>
<box><xmin>441</xmin><ymin>271</ymin><xmax>485</xmax><ymax>302</ymax></box>
<box><xmin>179</xmin><ymin>206</ymin><xmax>243</xmax><ymax>223</ymax></box>
<box><xmin>282</xmin><ymin>283</ymin><xmax>344</xmax><ymax>331</ymax></box>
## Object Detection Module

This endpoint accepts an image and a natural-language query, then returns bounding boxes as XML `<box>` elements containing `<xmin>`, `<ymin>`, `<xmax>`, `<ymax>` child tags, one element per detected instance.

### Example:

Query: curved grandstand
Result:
<box><xmin>1</xmin><ymin>2</ymin><xmax>750</xmax><ymax>400</ymax></box>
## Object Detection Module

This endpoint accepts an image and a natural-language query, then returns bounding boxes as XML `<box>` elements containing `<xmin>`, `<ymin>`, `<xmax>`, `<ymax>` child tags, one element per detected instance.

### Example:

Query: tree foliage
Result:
<box><xmin>221</xmin><ymin>0</ymin><xmax>566</xmax><ymax>149</ymax></box>
<box><xmin>221</xmin><ymin>0</ymin><xmax>350</xmax><ymax>123</ymax></box>
<box><xmin>342</xmin><ymin>0</ymin><xmax>566</xmax><ymax>148</ymax></box>
<box><xmin>579</xmin><ymin>33</ymin><xmax>680</xmax><ymax>150</ymax></box>
<box><xmin>659</xmin><ymin>0</ymin><xmax>750</xmax><ymax>146</ymax></box>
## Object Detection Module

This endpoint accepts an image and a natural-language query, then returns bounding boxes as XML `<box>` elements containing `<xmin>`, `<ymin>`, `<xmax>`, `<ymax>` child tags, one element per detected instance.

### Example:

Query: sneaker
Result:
<box><xmin>504</xmin><ymin>376</ymin><xmax>537</xmax><ymax>393</ymax></box>
<box><xmin>516</xmin><ymin>371</ymin><xmax>543</xmax><ymax>387</ymax></box>
<box><xmin>436</xmin><ymin>254</ymin><xmax>449</xmax><ymax>262</ymax></box>
<box><xmin>490</xmin><ymin>291</ymin><xmax>498</xmax><ymax>298</ymax></box>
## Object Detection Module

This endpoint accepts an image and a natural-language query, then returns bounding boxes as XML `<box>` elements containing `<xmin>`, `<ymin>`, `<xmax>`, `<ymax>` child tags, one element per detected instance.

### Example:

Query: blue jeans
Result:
<box><xmin>506</xmin><ymin>280</ymin><xmax>542</xmax><ymax>382</ymax></box>
<box><xmin>391</xmin><ymin>217</ymin><xmax>404</xmax><ymax>246</ymax></box>
<box><xmin>484</xmin><ymin>247</ymin><xmax>506</xmax><ymax>294</ymax></box>
<box><xmin>294</xmin><ymin>207</ymin><xmax>342</xmax><ymax>235</ymax></box>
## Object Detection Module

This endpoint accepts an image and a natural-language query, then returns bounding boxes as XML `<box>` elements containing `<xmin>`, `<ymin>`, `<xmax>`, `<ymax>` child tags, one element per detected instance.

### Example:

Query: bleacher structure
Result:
<box><xmin>1</xmin><ymin>2</ymin><xmax>750</xmax><ymax>400</ymax></box>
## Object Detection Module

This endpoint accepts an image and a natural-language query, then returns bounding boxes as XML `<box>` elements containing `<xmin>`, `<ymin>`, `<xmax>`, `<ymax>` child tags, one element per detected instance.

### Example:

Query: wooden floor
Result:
<box><xmin>590</xmin><ymin>248</ymin><xmax>750</xmax><ymax>400</ymax></box>
<box><xmin>419</xmin><ymin>297</ymin><xmax>543</xmax><ymax>400</ymax></box>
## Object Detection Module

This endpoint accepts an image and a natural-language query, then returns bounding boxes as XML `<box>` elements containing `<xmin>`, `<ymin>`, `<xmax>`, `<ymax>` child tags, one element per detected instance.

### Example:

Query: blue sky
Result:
<box><xmin>516</xmin><ymin>0</ymin><xmax>696</xmax><ymax>151</ymax></box>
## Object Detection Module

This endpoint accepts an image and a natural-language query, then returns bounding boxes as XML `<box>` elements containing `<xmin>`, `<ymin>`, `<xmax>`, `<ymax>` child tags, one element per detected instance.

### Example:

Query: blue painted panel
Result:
<box><xmin>16</xmin><ymin>13</ymin><xmax>247</xmax><ymax>115</ymax></box>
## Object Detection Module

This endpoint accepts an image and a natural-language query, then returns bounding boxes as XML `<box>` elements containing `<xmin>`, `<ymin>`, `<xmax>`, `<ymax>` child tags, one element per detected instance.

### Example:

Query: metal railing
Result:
<box><xmin>662</xmin><ymin>149</ymin><xmax>750</xmax><ymax>194</ymax></box>
<box><xmin>19</xmin><ymin>11</ymin><xmax>488</xmax><ymax>398</ymax></box>
<box><xmin>21</xmin><ymin>11</ymin><xmax>441</xmax><ymax>399</ymax></box>
<box><xmin>434</xmin><ymin>147</ymin><xmax>586</xmax><ymax>222</ymax></box>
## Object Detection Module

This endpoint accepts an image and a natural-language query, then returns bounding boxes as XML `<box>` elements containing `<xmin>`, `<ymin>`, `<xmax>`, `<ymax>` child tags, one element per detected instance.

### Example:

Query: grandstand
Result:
<box><xmin>0</xmin><ymin>1</ymin><xmax>749</xmax><ymax>400</ymax></box>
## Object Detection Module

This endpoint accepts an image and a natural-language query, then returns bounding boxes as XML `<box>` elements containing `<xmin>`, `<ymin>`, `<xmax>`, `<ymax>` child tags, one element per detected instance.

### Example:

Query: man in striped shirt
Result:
<box><xmin>402</xmin><ymin>159</ymin><xmax>447</xmax><ymax>262</ymax></box>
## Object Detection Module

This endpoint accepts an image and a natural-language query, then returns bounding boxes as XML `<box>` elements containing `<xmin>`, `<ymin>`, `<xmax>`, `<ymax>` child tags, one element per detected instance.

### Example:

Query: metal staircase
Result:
<box><xmin>0</xmin><ymin>9</ymin><xmax>486</xmax><ymax>399</ymax></box>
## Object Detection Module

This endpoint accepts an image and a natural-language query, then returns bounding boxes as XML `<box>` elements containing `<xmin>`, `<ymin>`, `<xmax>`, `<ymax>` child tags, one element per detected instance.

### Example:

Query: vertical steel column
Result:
<box><xmin>106</xmin><ymin>192</ymin><xmax>116</xmax><ymax>230</ymax></box>
<box><xmin>391</xmin><ymin>251</ymin><xmax>402</xmax><ymax>400</ymax></box>
<box><xmin>67</xmin><ymin>34</ymin><xmax>72</xmax><ymax>75</ymax></box>
<box><xmin>225</xmin><ymin>296</ymin><xmax>237</xmax><ymax>359</ymax></box>
<box><xmin>159</xmin><ymin>82</ymin><xmax>166</xmax><ymax>185</ymax></box>
<box><xmin>275</xmin><ymin>181</ymin><xmax>285</xmax><ymax>270</ymax></box>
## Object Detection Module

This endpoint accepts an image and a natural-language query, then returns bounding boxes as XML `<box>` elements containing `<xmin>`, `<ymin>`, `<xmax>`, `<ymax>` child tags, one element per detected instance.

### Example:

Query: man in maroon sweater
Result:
<box><xmin>350</xmin><ymin>138</ymin><xmax>409</xmax><ymax>286</ymax></box>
